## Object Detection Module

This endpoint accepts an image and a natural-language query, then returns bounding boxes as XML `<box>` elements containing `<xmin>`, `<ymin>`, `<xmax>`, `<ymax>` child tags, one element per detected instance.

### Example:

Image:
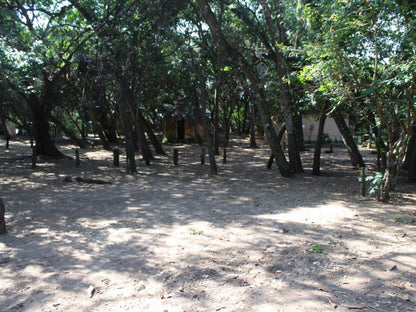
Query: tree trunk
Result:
<box><xmin>117</xmin><ymin>79</ymin><xmax>137</xmax><ymax>173</ymax></box>
<box><xmin>257</xmin><ymin>0</ymin><xmax>302</xmax><ymax>173</ymax></box>
<box><xmin>195</xmin><ymin>69</ymin><xmax>217</xmax><ymax>175</ymax></box>
<box><xmin>197</xmin><ymin>0</ymin><xmax>292</xmax><ymax>177</ymax></box>
<box><xmin>0</xmin><ymin>198</ymin><xmax>6</xmax><ymax>234</ymax></box>
<box><xmin>249</xmin><ymin>100</ymin><xmax>257</xmax><ymax>148</ymax></box>
<box><xmin>380</xmin><ymin>158</ymin><xmax>397</xmax><ymax>202</ymax></box>
<box><xmin>0</xmin><ymin>104</ymin><xmax>10</xmax><ymax>140</ymax></box>
<box><xmin>283</xmin><ymin>91</ymin><xmax>303</xmax><ymax>173</ymax></box>
<box><xmin>87</xmin><ymin>101</ymin><xmax>112</xmax><ymax>150</ymax></box>
<box><xmin>406</xmin><ymin>125</ymin><xmax>416</xmax><ymax>182</ymax></box>
<box><xmin>213</xmin><ymin>82</ymin><xmax>220</xmax><ymax>155</ymax></box>
<box><xmin>312</xmin><ymin>111</ymin><xmax>327</xmax><ymax>175</ymax></box>
<box><xmin>50</xmin><ymin>115</ymin><xmax>88</xmax><ymax>149</ymax></box>
<box><xmin>29</xmin><ymin>93</ymin><xmax>64</xmax><ymax>158</ymax></box>
<box><xmin>294</xmin><ymin>112</ymin><xmax>305</xmax><ymax>151</ymax></box>
<box><xmin>138</xmin><ymin>111</ymin><xmax>166</xmax><ymax>155</ymax></box>
<box><xmin>332</xmin><ymin>109</ymin><xmax>365</xmax><ymax>168</ymax></box>
<box><xmin>133</xmin><ymin>116</ymin><xmax>153</xmax><ymax>164</ymax></box>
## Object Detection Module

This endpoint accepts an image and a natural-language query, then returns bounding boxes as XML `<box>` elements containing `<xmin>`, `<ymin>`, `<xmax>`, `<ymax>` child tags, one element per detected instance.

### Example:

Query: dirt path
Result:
<box><xmin>1</xmin><ymin>137</ymin><xmax>415</xmax><ymax>311</ymax></box>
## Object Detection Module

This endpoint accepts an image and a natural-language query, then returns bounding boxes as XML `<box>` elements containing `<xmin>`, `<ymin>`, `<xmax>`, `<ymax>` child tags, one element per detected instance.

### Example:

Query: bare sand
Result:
<box><xmin>0</xmin><ymin>136</ymin><xmax>415</xmax><ymax>312</ymax></box>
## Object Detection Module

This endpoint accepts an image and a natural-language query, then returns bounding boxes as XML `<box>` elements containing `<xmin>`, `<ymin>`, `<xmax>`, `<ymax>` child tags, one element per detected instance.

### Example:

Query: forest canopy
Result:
<box><xmin>0</xmin><ymin>0</ymin><xmax>415</xmax><ymax>201</ymax></box>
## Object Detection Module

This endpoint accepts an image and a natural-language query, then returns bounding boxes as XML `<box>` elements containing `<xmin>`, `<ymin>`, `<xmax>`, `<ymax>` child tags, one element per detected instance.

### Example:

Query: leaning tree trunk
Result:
<box><xmin>50</xmin><ymin>115</ymin><xmax>87</xmax><ymax>149</ymax></box>
<box><xmin>312</xmin><ymin>111</ymin><xmax>328</xmax><ymax>176</ymax></box>
<box><xmin>332</xmin><ymin>109</ymin><xmax>365</xmax><ymax>168</ymax></box>
<box><xmin>133</xmin><ymin>116</ymin><xmax>153</xmax><ymax>164</ymax></box>
<box><xmin>29</xmin><ymin>93</ymin><xmax>64</xmax><ymax>158</ymax></box>
<box><xmin>197</xmin><ymin>0</ymin><xmax>292</xmax><ymax>177</ymax></box>
<box><xmin>138</xmin><ymin>111</ymin><xmax>166</xmax><ymax>156</ymax></box>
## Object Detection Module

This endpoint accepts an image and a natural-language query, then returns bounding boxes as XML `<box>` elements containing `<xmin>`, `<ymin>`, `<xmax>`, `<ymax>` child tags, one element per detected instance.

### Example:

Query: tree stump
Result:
<box><xmin>75</xmin><ymin>149</ymin><xmax>80</xmax><ymax>167</ymax></box>
<box><xmin>173</xmin><ymin>149</ymin><xmax>178</xmax><ymax>165</ymax></box>
<box><xmin>32</xmin><ymin>146</ymin><xmax>37</xmax><ymax>169</ymax></box>
<box><xmin>201</xmin><ymin>148</ymin><xmax>205</xmax><ymax>165</ymax></box>
<box><xmin>113</xmin><ymin>149</ymin><xmax>120</xmax><ymax>167</ymax></box>
<box><xmin>360</xmin><ymin>167</ymin><xmax>367</xmax><ymax>197</ymax></box>
<box><xmin>0</xmin><ymin>198</ymin><xmax>7</xmax><ymax>234</ymax></box>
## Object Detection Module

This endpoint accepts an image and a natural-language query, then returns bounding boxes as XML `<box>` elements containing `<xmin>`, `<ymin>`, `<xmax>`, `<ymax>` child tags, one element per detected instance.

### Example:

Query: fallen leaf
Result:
<box><xmin>282</xmin><ymin>228</ymin><xmax>290</xmax><ymax>233</ymax></box>
<box><xmin>389</xmin><ymin>264</ymin><xmax>397</xmax><ymax>271</ymax></box>
<box><xmin>328</xmin><ymin>300</ymin><xmax>338</xmax><ymax>309</ymax></box>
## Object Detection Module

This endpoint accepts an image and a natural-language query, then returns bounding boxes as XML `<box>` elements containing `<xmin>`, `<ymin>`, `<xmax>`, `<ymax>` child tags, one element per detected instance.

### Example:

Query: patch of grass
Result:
<box><xmin>308</xmin><ymin>244</ymin><xmax>324</xmax><ymax>253</ymax></box>
<box><xmin>189</xmin><ymin>228</ymin><xmax>203</xmax><ymax>235</ymax></box>
<box><xmin>394</xmin><ymin>217</ymin><xmax>403</xmax><ymax>223</ymax></box>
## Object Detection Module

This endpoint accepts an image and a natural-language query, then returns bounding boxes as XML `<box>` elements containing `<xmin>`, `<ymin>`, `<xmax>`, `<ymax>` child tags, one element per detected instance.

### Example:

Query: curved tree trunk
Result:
<box><xmin>332</xmin><ymin>109</ymin><xmax>365</xmax><ymax>168</ymax></box>
<box><xmin>312</xmin><ymin>111</ymin><xmax>327</xmax><ymax>175</ymax></box>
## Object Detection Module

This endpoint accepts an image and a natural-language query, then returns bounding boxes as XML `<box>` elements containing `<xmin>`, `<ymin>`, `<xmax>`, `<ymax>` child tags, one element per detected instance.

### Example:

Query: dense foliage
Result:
<box><xmin>0</xmin><ymin>0</ymin><xmax>414</xmax><ymax>201</ymax></box>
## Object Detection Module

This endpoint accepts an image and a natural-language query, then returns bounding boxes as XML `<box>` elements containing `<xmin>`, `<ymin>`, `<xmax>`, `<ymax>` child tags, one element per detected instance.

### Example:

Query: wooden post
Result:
<box><xmin>360</xmin><ymin>167</ymin><xmax>366</xmax><ymax>197</ymax></box>
<box><xmin>223</xmin><ymin>148</ymin><xmax>227</xmax><ymax>164</ymax></box>
<box><xmin>113</xmin><ymin>149</ymin><xmax>120</xmax><ymax>167</ymax></box>
<box><xmin>201</xmin><ymin>148</ymin><xmax>205</xmax><ymax>165</ymax></box>
<box><xmin>0</xmin><ymin>198</ymin><xmax>6</xmax><ymax>234</ymax></box>
<box><xmin>32</xmin><ymin>147</ymin><xmax>36</xmax><ymax>169</ymax></box>
<box><xmin>173</xmin><ymin>148</ymin><xmax>178</xmax><ymax>165</ymax></box>
<box><xmin>75</xmin><ymin>149</ymin><xmax>80</xmax><ymax>167</ymax></box>
<box><xmin>6</xmin><ymin>138</ymin><xmax>9</xmax><ymax>149</ymax></box>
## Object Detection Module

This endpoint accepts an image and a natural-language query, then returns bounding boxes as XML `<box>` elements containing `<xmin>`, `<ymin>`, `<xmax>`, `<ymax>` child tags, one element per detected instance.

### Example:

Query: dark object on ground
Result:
<box><xmin>0</xmin><ymin>198</ymin><xmax>7</xmax><ymax>234</ymax></box>
<box><xmin>63</xmin><ymin>176</ymin><xmax>112</xmax><ymax>184</ymax></box>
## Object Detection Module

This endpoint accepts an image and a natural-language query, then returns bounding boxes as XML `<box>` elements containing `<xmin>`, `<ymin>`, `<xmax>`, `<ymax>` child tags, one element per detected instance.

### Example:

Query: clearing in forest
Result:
<box><xmin>1</xmin><ymin>136</ymin><xmax>415</xmax><ymax>312</ymax></box>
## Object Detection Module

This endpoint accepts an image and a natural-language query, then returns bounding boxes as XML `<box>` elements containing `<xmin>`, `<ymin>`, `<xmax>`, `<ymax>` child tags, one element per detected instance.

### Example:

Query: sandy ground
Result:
<box><xmin>0</xmin><ymin>136</ymin><xmax>415</xmax><ymax>312</ymax></box>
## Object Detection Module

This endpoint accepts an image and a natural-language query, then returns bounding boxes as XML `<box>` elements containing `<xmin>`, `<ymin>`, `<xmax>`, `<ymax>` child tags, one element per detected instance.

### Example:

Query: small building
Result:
<box><xmin>270</xmin><ymin>115</ymin><xmax>346</xmax><ymax>145</ymax></box>
<box><xmin>302</xmin><ymin>116</ymin><xmax>344</xmax><ymax>144</ymax></box>
<box><xmin>162</xmin><ymin>101</ymin><xmax>205</xmax><ymax>143</ymax></box>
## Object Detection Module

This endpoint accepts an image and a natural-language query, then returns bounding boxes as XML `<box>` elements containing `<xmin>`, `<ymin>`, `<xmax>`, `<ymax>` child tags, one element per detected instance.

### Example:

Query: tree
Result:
<box><xmin>197</xmin><ymin>0</ymin><xmax>293</xmax><ymax>177</ymax></box>
<box><xmin>299</xmin><ymin>0</ymin><xmax>415</xmax><ymax>201</ymax></box>
<box><xmin>1</xmin><ymin>1</ymin><xmax>94</xmax><ymax>156</ymax></box>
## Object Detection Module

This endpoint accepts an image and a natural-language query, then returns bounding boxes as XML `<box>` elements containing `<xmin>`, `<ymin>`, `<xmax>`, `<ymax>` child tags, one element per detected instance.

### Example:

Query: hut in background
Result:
<box><xmin>163</xmin><ymin>101</ymin><xmax>205</xmax><ymax>143</ymax></box>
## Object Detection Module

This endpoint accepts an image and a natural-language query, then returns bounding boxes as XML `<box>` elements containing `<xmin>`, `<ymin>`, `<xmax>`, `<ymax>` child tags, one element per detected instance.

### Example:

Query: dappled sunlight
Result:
<box><xmin>261</xmin><ymin>202</ymin><xmax>356</xmax><ymax>225</ymax></box>
<box><xmin>1</xmin><ymin>137</ymin><xmax>415</xmax><ymax>311</ymax></box>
